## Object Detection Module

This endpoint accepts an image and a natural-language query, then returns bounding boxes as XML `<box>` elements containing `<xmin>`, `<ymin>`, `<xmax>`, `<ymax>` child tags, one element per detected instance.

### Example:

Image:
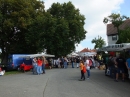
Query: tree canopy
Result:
<box><xmin>0</xmin><ymin>0</ymin><xmax>45</xmax><ymax>63</ymax></box>
<box><xmin>103</xmin><ymin>13</ymin><xmax>129</xmax><ymax>35</ymax></box>
<box><xmin>103</xmin><ymin>13</ymin><xmax>129</xmax><ymax>44</ymax></box>
<box><xmin>0</xmin><ymin>1</ymin><xmax>87</xmax><ymax>63</ymax></box>
<box><xmin>91</xmin><ymin>36</ymin><xmax>105</xmax><ymax>49</ymax></box>
<box><xmin>42</xmin><ymin>1</ymin><xmax>87</xmax><ymax>56</ymax></box>
<box><xmin>117</xmin><ymin>27</ymin><xmax>130</xmax><ymax>43</ymax></box>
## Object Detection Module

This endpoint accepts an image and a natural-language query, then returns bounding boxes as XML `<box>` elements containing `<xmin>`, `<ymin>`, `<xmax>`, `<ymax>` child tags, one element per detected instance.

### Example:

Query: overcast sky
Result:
<box><xmin>43</xmin><ymin>0</ymin><xmax>130</xmax><ymax>52</ymax></box>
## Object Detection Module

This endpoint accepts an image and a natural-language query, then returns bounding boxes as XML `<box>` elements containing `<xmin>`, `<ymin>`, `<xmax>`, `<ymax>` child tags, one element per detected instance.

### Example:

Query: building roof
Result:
<box><xmin>107</xmin><ymin>19</ymin><xmax>130</xmax><ymax>36</ymax></box>
<box><xmin>90</xmin><ymin>49</ymin><xmax>96</xmax><ymax>52</ymax></box>
<box><xmin>80</xmin><ymin>48</ymin><xmax>90</xmax><ymax>52</ymax></box>
<box><xmin>80</xmin><ymin>48</ymin><xmax>96</xmax><ymax>52</ymax></box>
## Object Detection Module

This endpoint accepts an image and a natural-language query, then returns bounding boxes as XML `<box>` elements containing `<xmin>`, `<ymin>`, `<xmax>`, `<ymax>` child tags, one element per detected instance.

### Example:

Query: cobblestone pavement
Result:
<box><xmin>0</xmin><ymin>65</ymin><xmax>130</xmax><ymax>97</ymax></box>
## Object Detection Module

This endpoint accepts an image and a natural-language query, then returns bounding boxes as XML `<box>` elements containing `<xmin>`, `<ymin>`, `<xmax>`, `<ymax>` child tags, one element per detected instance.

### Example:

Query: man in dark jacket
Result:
<box><xmin>71</xmin><ymin>57</ymin><xmax>74</xmax><ymax>68</ymax></box>
<box><xmin>115</xmin><ymin>54</ymin><xmax>126</xmax><ymax>82</ymax></box>
<box><xmin>76</xmin><ymin>57</ymin><xmax>80</xmax><ymax>68</ymax></box>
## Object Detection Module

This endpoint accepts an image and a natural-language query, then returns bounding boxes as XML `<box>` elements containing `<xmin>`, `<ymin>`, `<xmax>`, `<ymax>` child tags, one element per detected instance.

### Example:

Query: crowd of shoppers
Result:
<box><xmin>97</xmin><ymin>53</ymin><xmax>130</xmax><ymax>82</ymax></box>
<box><xmin>32</xmin><ymin>56</ymin><xmax>47</xmax><ymax>75</ymax></box>
<box><xmin>1</xmin><ymin>53</ymin><xmax>130</xmax><ymax>82</ymax></box>
<box><xmin>77</xmin><ymin>56</ymin><xmax>96</xmax><ymax>81</ymax></box>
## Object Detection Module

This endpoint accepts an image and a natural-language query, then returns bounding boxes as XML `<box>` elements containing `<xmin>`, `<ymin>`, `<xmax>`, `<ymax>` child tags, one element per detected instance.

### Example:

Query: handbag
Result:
<box><xmin>83</xmin><ymin>65</ymin><xmax>86</xmax><ymax>73</ymax></box>
<box><xmin>106</xmin><ymin>69</ymin><xmax>110</xmax><ymax>75</ymax></box>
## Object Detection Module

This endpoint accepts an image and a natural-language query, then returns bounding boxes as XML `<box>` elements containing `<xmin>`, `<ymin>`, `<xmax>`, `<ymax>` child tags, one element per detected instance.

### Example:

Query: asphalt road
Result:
<box><xmin>0</xmin><ymin>65</ymin><xmax>130</xmax><ymax>97</ymax></box>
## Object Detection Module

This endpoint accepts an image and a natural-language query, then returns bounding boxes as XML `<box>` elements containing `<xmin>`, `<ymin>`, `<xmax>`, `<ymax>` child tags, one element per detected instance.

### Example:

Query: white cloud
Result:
<box><xmin>75</xmin><ymin>44</ymin><xmax>84</xmax><ymax>52</ymax></box>
<box><xmin>43</xmin><ymin>0</ymin><xmax>124</xmax><ymax>51</ymax></box>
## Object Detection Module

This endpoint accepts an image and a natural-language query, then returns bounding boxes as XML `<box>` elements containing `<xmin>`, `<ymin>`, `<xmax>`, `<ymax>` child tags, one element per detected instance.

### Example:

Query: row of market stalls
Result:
<box><xmin>97</xmin><ymin>43</ymin><xmax>130</xmax><ymax>59</ymax></box>
<box><xmin>98</xmin><ymin>43</ymin><xmax>130</xmax><ymax>79</ymax></box>
<box><xmin>67</xmin><ymin>43</ymin><xmax>130</xmax><ymax>57</ymax></box>
<box><xmin>98</xmin><ymin>43</ymin><xmax>130</xmax><ymax>52</ymax></box>
<box><xmin>97</xmin><ymin>43</ymin><xmax>130</xmax><ymax>55</ymax></box>
<box><xmin>67</xmin><ymin>48</ymin><xmax>97</xmax><ymax>57</ymax></box>
<box><xmin>11</xmin><ymin>53</ymin><xmax>55</xmax><ymax>71</ymax></box>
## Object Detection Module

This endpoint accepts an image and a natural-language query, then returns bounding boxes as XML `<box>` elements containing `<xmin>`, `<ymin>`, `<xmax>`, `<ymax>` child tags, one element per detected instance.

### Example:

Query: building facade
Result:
<box><xmin>77</xmin><ymin>48</ymin><xmax>96</xmax><ymax>56</ymax></box>
<box><xmin>107</xmin><ymin>19</ymin><xmax>130</xmax><ymax>45</ymax></box>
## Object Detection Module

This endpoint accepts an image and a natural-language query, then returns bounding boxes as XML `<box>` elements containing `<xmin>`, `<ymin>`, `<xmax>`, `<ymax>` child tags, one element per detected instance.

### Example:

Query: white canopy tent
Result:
<box><xmin>85</xmin><ymin>53</ymin><xmax>95</xmax><ymax>56</ymax></box>
<box><xmin>67</xmin><ymin>52</ymin><xmax>79</xmax><ymax>57</ymax></box>
<box><xmin>71</xmin><ymin>53</ymin><xmax>79</xmax><ymax>56</ymax></box>
<box><xmin>19</xmin><ymin>53</ymin><xmax>55</xmax><ymax>58</ymax></box>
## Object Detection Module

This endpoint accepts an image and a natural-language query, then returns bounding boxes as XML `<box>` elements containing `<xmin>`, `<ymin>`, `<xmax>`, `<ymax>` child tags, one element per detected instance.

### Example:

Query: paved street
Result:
<box><xmin>0</xmin><ymin>65</ymin><xmax>130</xmax><ymax>97</ymax></box>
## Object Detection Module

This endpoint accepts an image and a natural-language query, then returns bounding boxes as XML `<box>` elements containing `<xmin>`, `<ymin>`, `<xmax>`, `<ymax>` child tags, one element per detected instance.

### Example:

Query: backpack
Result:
<box><xmin>88</xmin><ymin>59</ymin><xmax>92</xmax><ymax>66</ymax></box>
<box><xmin>107</xmin><ymin>57</ymin><xmax>114</xmax><ymax>67</ymax></box>
<box><xmin>83</xmin><ymin>65</ymin><xmax>86</xmax><ymax>73</ymax></box>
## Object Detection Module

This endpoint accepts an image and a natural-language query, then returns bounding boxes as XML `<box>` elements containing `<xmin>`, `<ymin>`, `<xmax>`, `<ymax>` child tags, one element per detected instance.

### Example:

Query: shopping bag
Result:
<box><xmin>83</xmin><ymin>65</ymin><xmax>86</xmax><ymax>73</ymax></box>
<box><xmin>106</xmin><ymin>69</ymin><xmax>110</xmax><ymax>75</ymax></box>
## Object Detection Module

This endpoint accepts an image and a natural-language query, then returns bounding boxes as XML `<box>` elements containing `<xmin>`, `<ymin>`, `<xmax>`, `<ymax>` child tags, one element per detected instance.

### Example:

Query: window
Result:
<box><xmin>112</xmin><ymin>35</ymin><xmax>117</xmax><ymax>41</ymax></box>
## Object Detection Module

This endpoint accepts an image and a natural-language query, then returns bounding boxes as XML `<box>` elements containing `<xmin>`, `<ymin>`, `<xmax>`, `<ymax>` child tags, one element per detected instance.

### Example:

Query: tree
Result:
<box><xmin>103</xmin><ymin>13</ymin><xmax>129</xmax><ymax>36</ymax></box>
<box><xmin>0</xmin><ymin>0</ymin><xmax>87</xmax><ymax>64</ymax></box>
<box><xmin>117</xmin><ymin>27</ymin><xmax>130</xmax><ymax>43</ymax></box>
<box><xmin>25</xmin><ymin>11</ymin><xmax>46</xmax><ymax>53</ymax></box>
<box><xmin>0</xmin><ymin>0</ymin><xmax>45</xmax><ymax>64</ymax></box>
<box><xmin>91</xmin><ymin>36</ymin><xmax>105</xmax><ymax>49</ymax></box>
<box><xmin>44</xmin><ymin>2</ymin><xmax>87</xmax><ymax>57</ymax></box>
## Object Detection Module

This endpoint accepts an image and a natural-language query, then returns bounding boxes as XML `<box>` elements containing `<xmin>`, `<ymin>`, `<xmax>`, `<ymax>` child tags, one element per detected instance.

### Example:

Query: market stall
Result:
<box><xmin>19</xmin><ymin>53</ymin><xmax>55</xmax><ymax>71</ymax></box>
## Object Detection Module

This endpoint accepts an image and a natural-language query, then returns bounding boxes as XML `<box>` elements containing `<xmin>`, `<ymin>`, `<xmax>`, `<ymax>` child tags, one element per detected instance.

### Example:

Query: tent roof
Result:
<box><xmin>67</xmin><ymin>53</ymin><xmax>79</xmax><ymax>57</ymax></box>
<box><xmin>98</xmin><ymin>43</ymin><xmax>130</xmax><ymax>51</ymax></box>
<box><xmin>19</xmin><ymin>54</ymin><xmax>55</xmax><ymax>58</ymax></box>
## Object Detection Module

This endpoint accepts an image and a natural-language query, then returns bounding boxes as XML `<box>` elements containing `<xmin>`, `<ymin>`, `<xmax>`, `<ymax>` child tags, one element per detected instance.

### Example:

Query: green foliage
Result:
<box><xmin>25</xmin><ymin>12</ymin><xmax>46</xmax><ymax>53</ymax></box>
<box><xmin>103</xmin><ymin>13</ymin><xmax>129</xmax><ymax>27</ymax></box>
<box><xmin>103</xmin><ymin>13</ymin><xmax>130</xmax><ymax>45</ymax></box>
<box><xmin>0</xmin><ymin>0</ymin><xmax>45</xmax><ymax>63</ymax></box>
<box><xmin>45</xmin><ymin>1</ymin><xmax>87</xmax><ymax>57</ymax></box>
<box><xmin>91</xmin><ymin>36</ymin><xmax>105</xmax><ymax>49</ymax></box>
<box><xmin>104</xmin><ymin>13</ymin><xmax>122</xmax><ymax>28</ymax></box>
<box><xmin>0</xmin><ymin>0</ymin><xmax>87</xmax><ymax>63</ymax></box>
<box><xmin>103</xmin><ymin>13</ymin><xmax>129</xmax><ymax>35</ymax></box>
<box><xmin>116</xmin><ymin>27</ymin><xmax>130</xmax><ymax>43</ymax></box>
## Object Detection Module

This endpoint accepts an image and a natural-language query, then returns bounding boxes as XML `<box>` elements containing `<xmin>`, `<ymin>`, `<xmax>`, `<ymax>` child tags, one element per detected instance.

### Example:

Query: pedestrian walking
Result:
<box><xmin>42</xmin><ymin>56</ymin><xmax>46</xmax><ymax>74</ymax></box>
<box><xmin>126</xmin><ymin>56</ymin><xmax>130</xmax><ymax>80</ymax></box>
<box><xmin>60</xmin><ymin>56</ymin><xmax>64</xmax><ymax>68</ymax></box>
<box><xmin>64</xmin><ymin>57</ymin><xmax>68</xmax><ymax>69</ymax></box>
<box><xmin>71</xmin><ymin>57</ymin><xmax>74</xmax><ymax>68</ymax></box>
<box><xmin>32</xmin><ymin>57</ymin><xmax>37</xmax><ymax>74</ymax></box>
<box><xmin>85</xmin><ymin>57</ymin><xmax>92</xmax><ymax>79</ymax></box>
<box><xmin>48</xmin><ymin>58</ymin><xmax>52</xmax><ymax>69</ymax></box>
<box><xmin>115</xmin><ymin>54</ymin><xmax>126</xmax><ymax>82</ymax></box>
<box><xmin>76</xmin><ymin>57</ymin><xmax>80</xmax><ymax>68</ymax></box>
<box><xmin>37</xmin><ymin>57</ymin><xmax>42</xmax><ymax>75</ymax></box>
<box><xmin>79</xmin><ymin>60</ymin><xmax>85</xmax><ymax>81</ymax></box>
